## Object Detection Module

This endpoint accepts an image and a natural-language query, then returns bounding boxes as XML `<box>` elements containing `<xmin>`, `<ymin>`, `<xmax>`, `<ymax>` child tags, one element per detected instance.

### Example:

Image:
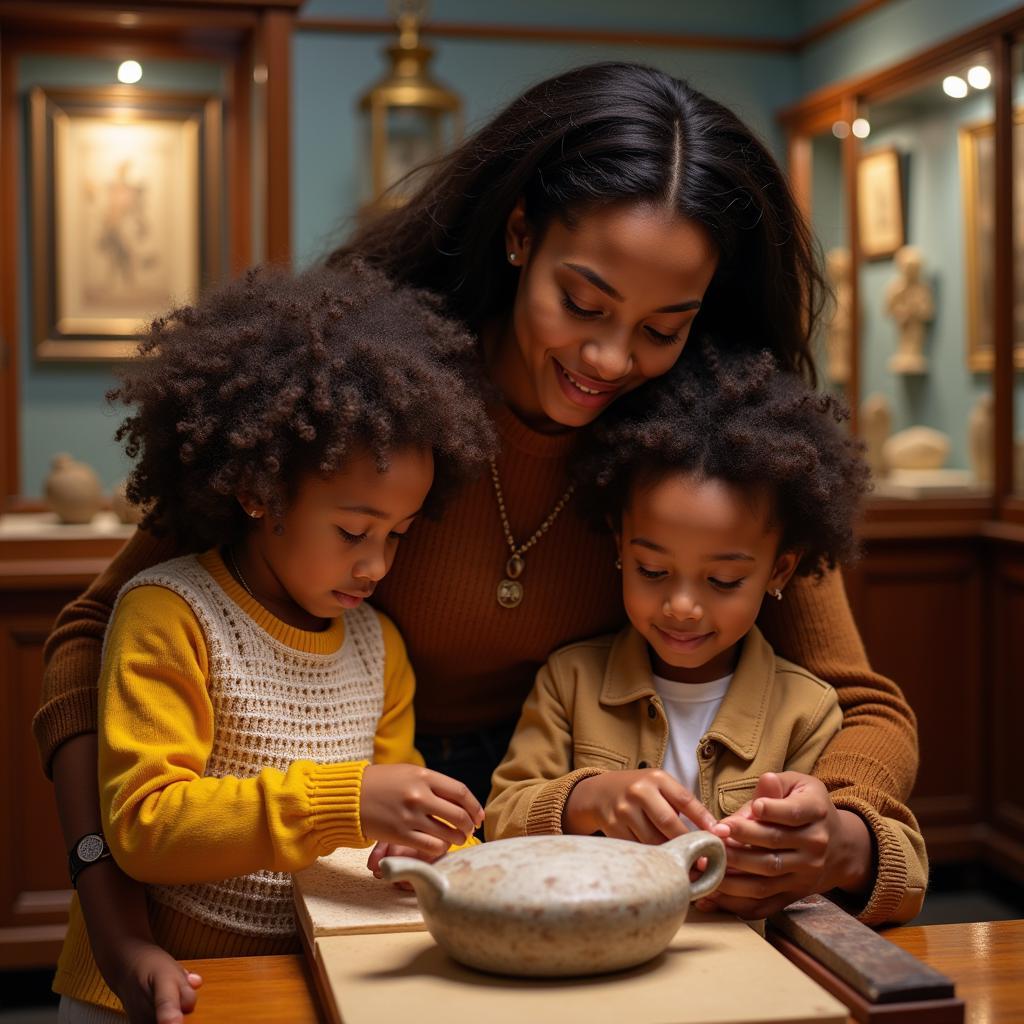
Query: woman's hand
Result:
<box><xmin>563</xmin><ymin>769</ymin><xmax>728</xmax><ymax>843</ymax></box>
<box><xmin>697</xmin><ymin>771</ymin><xmax>872</xmax><ymax>919</ymax></box>
<box><xmin>360</xmin><ymin>764</ymin><xmax>483</xmax><ymax>858</ymax></box>
<box><xmin>109</xmin><ymin>940</ymin><xmax>202</xmax><ymax>1024</ymax></box>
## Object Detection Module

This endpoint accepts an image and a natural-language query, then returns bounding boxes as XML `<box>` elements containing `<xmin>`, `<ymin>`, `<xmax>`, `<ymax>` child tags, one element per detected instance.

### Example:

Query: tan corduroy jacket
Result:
<box><xmin>486</xmin><ymin>625</ymin><xmax>927</xmax><ymax>927</ymax></box>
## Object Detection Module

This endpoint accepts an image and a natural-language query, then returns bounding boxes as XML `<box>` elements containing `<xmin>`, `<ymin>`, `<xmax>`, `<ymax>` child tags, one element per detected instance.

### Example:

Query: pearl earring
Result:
<box><xmin>508</xmin><ymin>252</ymin><xmax>517</xmax><ymax>263</ymax></box>
<box><xmin>615</xmin><ymin>557</ymin><xmax>622</xmax><ymax>570</ymax></box>
<box><xmin>771</xmin><ymin>588</ymin><xmax>783</xmax><ymax>601</ymax></box>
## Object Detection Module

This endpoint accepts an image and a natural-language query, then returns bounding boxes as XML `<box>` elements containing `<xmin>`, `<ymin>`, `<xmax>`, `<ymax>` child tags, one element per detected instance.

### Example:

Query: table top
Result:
<box><xmin>184</xmin><ymin>919</ymin><xmax>1024</xmax><ymax>1024</ymax></box>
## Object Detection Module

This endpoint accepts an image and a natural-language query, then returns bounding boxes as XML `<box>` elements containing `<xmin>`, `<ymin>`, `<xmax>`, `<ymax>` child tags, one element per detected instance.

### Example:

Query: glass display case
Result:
<box><xmin>855</xmin><ymin>54</ymin><xmax>995</xmax><ymax>500</ymax></box>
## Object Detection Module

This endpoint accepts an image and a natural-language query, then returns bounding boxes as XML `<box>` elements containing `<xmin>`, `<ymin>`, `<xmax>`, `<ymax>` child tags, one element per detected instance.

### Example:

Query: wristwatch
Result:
<box><xmin>68</xmin><ymin>832</ymin><xmax>112</xmax><ymax>888</ymax></box>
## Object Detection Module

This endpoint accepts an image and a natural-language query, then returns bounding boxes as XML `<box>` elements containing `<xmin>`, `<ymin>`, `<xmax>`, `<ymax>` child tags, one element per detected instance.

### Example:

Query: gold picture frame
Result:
<box><xmin>856</xmin><ymin>147</ymin><xmax>905</xmax><ymax>260</ymax></box>
<box><xmin>959</xmin><ymin>111</ymin><xmax>1024</xmax><ymax>371</ymax></box>
<box><xmin>29</xmin><ymin>86</ymin><xmax>223</xmax><ymax>360</ymax></box>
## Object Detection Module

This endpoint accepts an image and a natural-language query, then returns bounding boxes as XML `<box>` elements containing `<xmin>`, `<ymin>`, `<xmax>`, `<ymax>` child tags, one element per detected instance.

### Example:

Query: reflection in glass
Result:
<box><xmin>857</xmin><ymin>54</ymin><xmax>995</xmax><ymax>499</ymax></box>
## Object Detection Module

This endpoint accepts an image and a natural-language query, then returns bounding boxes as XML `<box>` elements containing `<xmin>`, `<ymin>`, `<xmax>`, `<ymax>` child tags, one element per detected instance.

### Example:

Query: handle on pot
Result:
<box><xmin>662</xmin><ymin>830</ymin><xmax>727</xmax><ymax>902</ymax></box>
<box><xmin>380</xmin><ymin>856</ymin><xmax>449</xmax><ymax>910</ymax></box>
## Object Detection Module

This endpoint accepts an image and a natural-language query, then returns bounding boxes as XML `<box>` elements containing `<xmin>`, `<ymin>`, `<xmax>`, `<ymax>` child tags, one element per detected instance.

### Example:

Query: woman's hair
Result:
<box><xmin>109</xmin><ymin>261</ymin><xmax>496</xmax><ymax>550</ymax></box>
<box><xmin>329</xmin><ymin>62</ymin><xmax>825</xmax><ymax>383</ymax></box>
<box><xmin>575</xmin><ymin>340</ymin><xmax>871</xmax><ymax>577</ymax></box>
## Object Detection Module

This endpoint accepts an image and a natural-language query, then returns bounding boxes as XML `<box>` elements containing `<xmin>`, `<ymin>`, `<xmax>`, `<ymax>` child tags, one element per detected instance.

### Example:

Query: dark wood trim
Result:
<box><xmin>229</xmin><ymin>28</ymin><xmax>253</xmax><ymax>275</ymax></box>
<box><xmin>780</xmin><ymin>5</ymin><xmax>1024</xmax><ymax>125</ymax></box>
<box><xmin>842</xmin><ymin>93</ymin><xmax>861</xmax><ymax>435</ymax></box>
<box><xmin>993</xmin><ymin>34</ymin><xmax>1014</xmax><ymax>502</ymax></box>
<box><xmin>260</xmin><ymin>6</ymin><xmax>291</xmax><ymax>265</ymax></box>
<box><xmin>296</xmin><ymin>16</ymin><xmax>796</xmax><ymax>53</ymax></box>
<box><xmin>0</xmin><ymin>41</ymin><xmax>19</xmax><ymax>505</ymax></box>
<box><xmin>793</xmin><ymin>0</ymin><xmax>896</xmax><ymax>49</ymax></box>
<box><xmin>296</xmin><ymin>5</ymin><xmax>899</xmax><ymax>55</ymax></box>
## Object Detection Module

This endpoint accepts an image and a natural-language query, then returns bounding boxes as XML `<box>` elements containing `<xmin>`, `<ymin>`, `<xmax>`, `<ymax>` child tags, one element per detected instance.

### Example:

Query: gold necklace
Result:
<box><xmin>489</xmin><ymin>457</ymin><xmax>574</xmax><ymax>609</ymax></box>
<box><xmin>225</xmin><ymin>546</ymin><xmax>256</xmax><ymax>599</ymax></box>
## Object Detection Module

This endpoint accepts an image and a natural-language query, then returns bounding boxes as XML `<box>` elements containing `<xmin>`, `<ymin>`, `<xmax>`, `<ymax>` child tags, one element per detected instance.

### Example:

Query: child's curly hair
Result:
<box><xmin>575</xmin><ymin>340</ymin><xmax>871</xmax><ymax>577</ymax></box>
<box><xmin>110</xmin><ymin>261</ymin><xmax>496</xmax><ymax>550</ymax></box>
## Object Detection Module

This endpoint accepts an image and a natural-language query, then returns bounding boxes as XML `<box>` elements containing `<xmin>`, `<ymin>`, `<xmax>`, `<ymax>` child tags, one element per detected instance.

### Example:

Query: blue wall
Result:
<box><xmin>16</xmin><ymin>56</ymin><xmax>225</xmax><ymax>498</ymax></box>
<box><xmin>14</xmin><ymin>1</ymin><xmax>1024</xmax><ymax>496</ymax></box>
<box><xmin>293</xmin><ymin>0</ymin><xmax>800</xmax><ymax>267</ymax></box>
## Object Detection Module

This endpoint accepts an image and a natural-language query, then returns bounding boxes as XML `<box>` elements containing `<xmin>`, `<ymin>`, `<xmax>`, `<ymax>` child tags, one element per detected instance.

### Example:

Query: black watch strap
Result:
<box><xmin>68</xmin><ymin>832</ymin><xmax>112</xmax><ymax>888</ymax></box>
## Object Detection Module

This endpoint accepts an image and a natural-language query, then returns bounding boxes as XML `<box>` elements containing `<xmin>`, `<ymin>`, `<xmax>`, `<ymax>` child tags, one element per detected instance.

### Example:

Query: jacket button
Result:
<box><xmin>647</xmin><ymin>703</ymin><xmax>657</xmax><ymax>719</ymax></box>
<box><xmin>638</xmin><ymin>760</ymin><xmax>648</xmax><ymax>769</ymax></box>
<box><xmin>700</xmin><ymin>741</ymin><xmax>716</xmax><ymax>760</ymax></box>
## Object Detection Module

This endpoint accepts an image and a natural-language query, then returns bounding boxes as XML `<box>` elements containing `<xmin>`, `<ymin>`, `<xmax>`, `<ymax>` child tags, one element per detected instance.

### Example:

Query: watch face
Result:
<box><xmin>77</xmin><ymin>834</ymin><xmax>105</xmax><ymax>863</ymax></box>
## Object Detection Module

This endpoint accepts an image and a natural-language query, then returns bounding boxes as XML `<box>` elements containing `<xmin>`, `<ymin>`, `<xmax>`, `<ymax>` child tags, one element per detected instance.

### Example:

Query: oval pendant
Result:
<box><xmin>497</xmin><ymin>578</ymin><xmax>524</xmax><ymax>608</ymax></box>
<box><xmin>506</xmin><ymin>554</ymin><xmax>525</xmax><ymax>579</ymax></box>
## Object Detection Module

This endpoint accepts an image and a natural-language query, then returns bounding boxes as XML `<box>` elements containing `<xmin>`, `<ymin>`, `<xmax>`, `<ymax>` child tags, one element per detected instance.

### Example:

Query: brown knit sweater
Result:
<box><xmin>34</xmin><ymin>403</ymin><xmax>919</xmax><ymax>819</ymax></box>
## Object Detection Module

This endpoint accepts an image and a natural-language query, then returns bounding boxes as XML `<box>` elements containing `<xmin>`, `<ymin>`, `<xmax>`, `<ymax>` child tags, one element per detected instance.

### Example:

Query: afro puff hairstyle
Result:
<box><xmin>109</xmin><ymin>260</ymin><xmax>496</xmax><ymax>551</ymax></box>
<box><xmin>574</xmin><ymin>339</ymin><xmax>872</xmax><ymax>578</ymax></box>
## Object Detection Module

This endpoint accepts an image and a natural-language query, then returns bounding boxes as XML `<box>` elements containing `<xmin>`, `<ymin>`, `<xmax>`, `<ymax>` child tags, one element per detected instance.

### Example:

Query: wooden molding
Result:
<box><xmin>297</xmin><ymin>1</ymin><xmax>897</xmax><ymax>55</ymax></box>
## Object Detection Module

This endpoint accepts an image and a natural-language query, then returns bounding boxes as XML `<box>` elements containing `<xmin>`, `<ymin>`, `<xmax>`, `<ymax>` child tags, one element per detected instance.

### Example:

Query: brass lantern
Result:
<box><xmin>358</xmin><ymin>1</ymin><xmax>462</xmax><ymax>215</ymax></box>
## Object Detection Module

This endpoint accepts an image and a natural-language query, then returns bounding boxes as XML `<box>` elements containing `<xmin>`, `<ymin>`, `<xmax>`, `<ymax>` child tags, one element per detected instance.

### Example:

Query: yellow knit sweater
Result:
<box><xmin>55</xmin><ymin>550</ymin><xmax>422</xmax><ymax>1011</ymax></box>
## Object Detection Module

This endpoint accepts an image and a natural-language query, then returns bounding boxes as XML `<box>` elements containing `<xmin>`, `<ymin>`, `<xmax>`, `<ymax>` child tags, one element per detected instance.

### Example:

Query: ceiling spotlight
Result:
<box><xmin>831</xmin><ymin>121</ymin><xmax>850</xmax><ymax>139</ymax></box>
<box><xmin>942</xmin><ymin>75</ymin><xmax>968</xmax><ymax>99</ymax></box>
<box><xmin>967</xmin><ymin>65</ymin><xmax>992</xmax><ymax>90</ymax></box>
<box><xmin>117</xmin><ymin>60</ymin><xmax>143</xmax><ymax>85</ymax></box>
<box><xmin>851</xmin><ymin>118</ymin><xmax>871</xmax><ymax>139</ymax></box>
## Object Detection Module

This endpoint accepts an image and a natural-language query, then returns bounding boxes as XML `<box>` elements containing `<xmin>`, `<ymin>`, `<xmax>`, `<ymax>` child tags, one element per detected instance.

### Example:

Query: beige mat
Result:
<box><xmin>311</xmin><ymin>914</ymin><xmax>847</xmax><ymax>1024</ymax></box>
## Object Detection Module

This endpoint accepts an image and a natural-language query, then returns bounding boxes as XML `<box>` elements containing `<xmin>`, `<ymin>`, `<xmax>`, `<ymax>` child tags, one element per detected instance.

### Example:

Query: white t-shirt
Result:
<box><xmin>652</xmin><ymin>671</ymin><xmax>732</xmax><ymax>821</ymax></box>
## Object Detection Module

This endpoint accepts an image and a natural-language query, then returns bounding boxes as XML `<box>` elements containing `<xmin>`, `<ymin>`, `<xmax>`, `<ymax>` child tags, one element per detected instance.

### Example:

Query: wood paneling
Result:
<box><xmin>990</xmin><ymin>543</ymin><xmax>1024</xmax><ymax>882</ymax></box>
<box><xmin>845</xmin><ymin>539</ymin><xmax>986</xmax><ymax>860</ymax></box>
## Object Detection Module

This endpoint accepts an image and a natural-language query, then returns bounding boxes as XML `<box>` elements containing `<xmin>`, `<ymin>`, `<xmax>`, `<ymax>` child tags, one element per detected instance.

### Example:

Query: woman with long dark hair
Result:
<box><xmin>37</xmin><ymin>64</ymin><xmax>917</xmax><ymax>1023</ymax></box>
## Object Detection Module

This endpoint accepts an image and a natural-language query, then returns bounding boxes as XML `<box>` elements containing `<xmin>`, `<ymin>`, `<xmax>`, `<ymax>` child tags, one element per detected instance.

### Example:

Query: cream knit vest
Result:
<box><xmin>110</xmin><ymin>554</ymin><xmax>385</xmax><ymax>937</ymax></box>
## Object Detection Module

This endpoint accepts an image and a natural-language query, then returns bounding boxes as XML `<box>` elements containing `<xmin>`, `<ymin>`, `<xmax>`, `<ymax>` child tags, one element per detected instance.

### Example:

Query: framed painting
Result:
<box><xmin>29</xmin><ymin>86</ymin><xmax>223</xmax><ymax>360</ymax></box>
<box><xmin>856</xmin><ymin>147</ymin><xmax>904</xmax><ymax>260</ymax></box>
<box><xmin>959</xmin><ymin>110</ymin><xmax>1024</xmax><ymax>371</ymax></box>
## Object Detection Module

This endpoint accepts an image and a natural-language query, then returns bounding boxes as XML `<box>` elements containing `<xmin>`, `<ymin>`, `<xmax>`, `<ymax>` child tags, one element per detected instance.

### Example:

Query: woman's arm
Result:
<box><xmin>758</xmin><ymin>569</ymin><xmax>919</xmax><ymax>801</ymax></box>
<box><xmin>51</xmin><ymin>734</ymin><xmax>202</xmax><ymax>1024</ymax></box>
<box><xmin>34</xmin><ymin>529</ymin><xmax>182</xmax><ymax>776</ymax></box>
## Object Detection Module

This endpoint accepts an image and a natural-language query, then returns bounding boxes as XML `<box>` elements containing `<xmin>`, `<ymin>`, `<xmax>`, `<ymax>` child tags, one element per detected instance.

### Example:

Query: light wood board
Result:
<box><xmin>312</xmin><ymin>914</ymin><xmax>848</xmax><ymax>1024</ymax></box>
<box><xmin>293</xmin><ymin>847</ymin><xmax>426</xmax><ymax>941</ymax></box>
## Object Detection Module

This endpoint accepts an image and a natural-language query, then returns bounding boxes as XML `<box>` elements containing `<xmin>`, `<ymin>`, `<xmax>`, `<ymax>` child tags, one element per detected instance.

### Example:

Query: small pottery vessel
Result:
<box><xmin>44</xmin><ymin>454</ymin><xmax>103</xmax><ymax>524</ymax></box>
<box><xmin>111</xmin><ymin>480</ymin><xmax>145</xmax><ymax>525</ymax></box>
<box><xmin>382</xmin><ymin>831</ymin><xmax>726</xmax><ymax>978</ymax></box>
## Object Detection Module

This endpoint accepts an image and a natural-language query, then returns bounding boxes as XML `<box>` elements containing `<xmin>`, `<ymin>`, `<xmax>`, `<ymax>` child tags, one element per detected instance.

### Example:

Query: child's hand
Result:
<box><xmin>696</xmin><ymin>771</ymin><xmax>872</xmax><ymax>919</ymax></box>
<box><xmin>367</xmin><ymin>840</ymin><xmax>439</xmax><ymax>889</ymax></box>
<box><xmin>564</xmin><ymin>769</ymin><xmax>729</xmax><ymax>843</ymax></box>
<box><xmin>112</xmin><ymin>941</ymin><xmax>202</xmax><ymax>1024</ymax></box>
<box><xmin>360</xmin><ymin>764</ymin><xmax>484</xmax><ymax>858</ymax></box>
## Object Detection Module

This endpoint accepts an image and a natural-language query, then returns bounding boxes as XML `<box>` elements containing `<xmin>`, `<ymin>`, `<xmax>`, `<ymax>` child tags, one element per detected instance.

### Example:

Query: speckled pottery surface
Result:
<box><xmin>43</xmin><ymin>453</ymin><xmax>103</xmax><ymax>524</ymax></box>
<box><xmin>381</xmin><ymin>831</ymin><xmax>726</xmax><ymax>978</ymax></box>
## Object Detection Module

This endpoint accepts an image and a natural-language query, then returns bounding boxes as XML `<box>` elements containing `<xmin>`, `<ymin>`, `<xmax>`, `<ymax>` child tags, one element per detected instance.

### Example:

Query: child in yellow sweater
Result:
<box><xmin>487</xmin><ymin>343</ymin><xmax>928</xmax><ymax>926</ymax></box>
<box><xmin>57</xmin><ymin>262</ymin><xmax>495</xmax><ymax>1022</ymax></box>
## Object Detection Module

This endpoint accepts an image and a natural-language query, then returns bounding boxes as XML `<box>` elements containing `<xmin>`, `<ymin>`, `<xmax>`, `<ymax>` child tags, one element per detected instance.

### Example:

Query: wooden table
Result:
<box><xmin>184</xmin><ymin>919</ymin><xmax>1024</xmax><ymax>1024</ymax></box>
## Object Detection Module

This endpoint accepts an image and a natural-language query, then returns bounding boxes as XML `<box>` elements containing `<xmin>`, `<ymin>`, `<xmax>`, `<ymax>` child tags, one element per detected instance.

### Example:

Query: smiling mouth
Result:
<box><xmin>555</xmin><ymin>360</ymin><xmax>624</xmax><ymax>396</ymax></box>
<box><xmin>655</xmin><ymin>624</ymin><xmax>714</xmax><ymax>649</ymax></box>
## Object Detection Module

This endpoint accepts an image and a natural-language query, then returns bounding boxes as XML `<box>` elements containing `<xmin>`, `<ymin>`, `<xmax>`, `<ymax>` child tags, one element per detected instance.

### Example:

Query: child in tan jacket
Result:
<box><xmin>487</xmin><ymin>343</ymin><xmax>927</xmax><ymax>927</ymax></box>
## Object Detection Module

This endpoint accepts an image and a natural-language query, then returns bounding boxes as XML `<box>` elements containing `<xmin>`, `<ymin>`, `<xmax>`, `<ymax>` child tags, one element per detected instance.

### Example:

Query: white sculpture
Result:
<box><xmin>825</xmin><ymin>248</ymin><xmax>852</xmax><ymax>385</ymax></box>
<box><xmin>885</xmin><ymin>245</ymin><xmax>934</xmax><ymax>374</ymax></box>
<box><xmin>968</xmin><ymin>393</ymin><xmax>994</xmax><ymax>487</ymax></box>
<box><xmin>860</xmin><ymin>393</ymin><xmax>892</xmax><ymax>480</ymax></box>
<box><xmin>882</xmin><ymin>426</ymin><xmax>950</xmax><ymax>471</ymax></box>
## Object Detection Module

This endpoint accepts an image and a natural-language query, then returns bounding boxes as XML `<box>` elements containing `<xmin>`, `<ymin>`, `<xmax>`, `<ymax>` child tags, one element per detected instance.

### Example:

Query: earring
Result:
<box><xmin>508</xmin><ymin>251</ymin><xmax>517</xmax><ymax>263</ymax></box>
<box><xmin>771</xmin><ymin>588</ymin><xmax>783</xmax><ymax>601</ymax></box>
<box><xmin>248</xmin><ymin>510</ymin><xmax>260</xmax><ymax>519</ymax></box>
<box><xmin>615</xmin><ymin>557</ymin><xmax>622</xmax><ymax>570</ymax></box>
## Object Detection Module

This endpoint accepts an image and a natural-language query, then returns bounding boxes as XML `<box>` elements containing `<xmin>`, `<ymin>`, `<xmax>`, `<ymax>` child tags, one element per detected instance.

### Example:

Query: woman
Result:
<box><xmin>36</xmin><ymin>63</ymin><xmax>917</xmax><ymax>1023</ymax></box>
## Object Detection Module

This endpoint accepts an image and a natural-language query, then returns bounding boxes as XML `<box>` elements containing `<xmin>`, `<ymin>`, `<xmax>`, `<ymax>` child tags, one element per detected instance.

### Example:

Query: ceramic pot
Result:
<box><xmin>381</xmin><ymin>831</ymin><xmax>726</xmax><ymax>978</ymax></box>
<box><xmin>111</xmin><ymin>480</ymin><xmax>144</xmax><ymax>525</ymax></box>
<box><xmin>44</xmin><ymin>454</ymin><xmax>103</xmax><ymax>524</ymax></box>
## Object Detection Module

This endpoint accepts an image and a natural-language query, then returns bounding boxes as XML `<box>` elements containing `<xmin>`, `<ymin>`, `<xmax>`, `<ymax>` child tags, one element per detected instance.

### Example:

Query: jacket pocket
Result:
<box><xmin>572</xmin><ymin>742</ymin><xmax>629</xmax><ymax>771</ymax></box>
<box><xmin>715</xmin><ymin>777</ymin><xmax>760</xmax><ymax>816</ymax></box>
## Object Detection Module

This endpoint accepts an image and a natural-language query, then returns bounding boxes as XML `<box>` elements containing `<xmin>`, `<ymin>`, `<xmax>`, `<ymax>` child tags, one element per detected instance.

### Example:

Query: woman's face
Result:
<box><xmin>499</xmin><ymin>201</ymin><xmax>718</xmax><ymax>430</ymax></box>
